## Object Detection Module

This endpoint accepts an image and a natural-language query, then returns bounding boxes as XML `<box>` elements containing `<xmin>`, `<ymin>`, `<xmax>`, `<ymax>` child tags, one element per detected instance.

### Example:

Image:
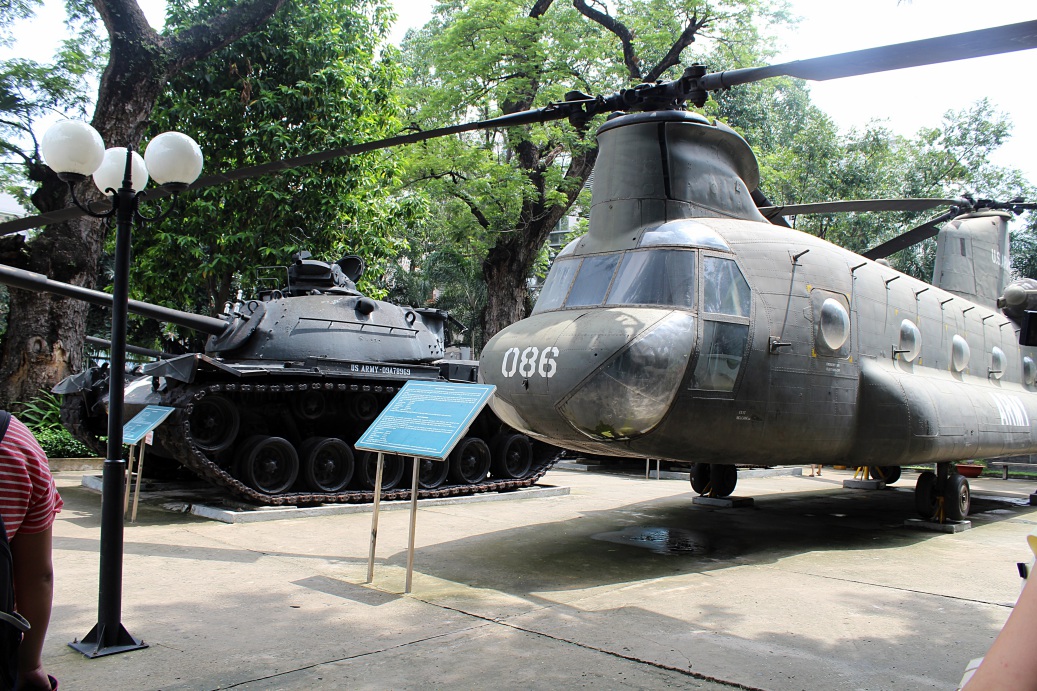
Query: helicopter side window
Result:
<box><xmin>565</xmin><ymin>254</ymin><xmax>621</xmax><ymax>307</ymax></box>
<box><xmin>533</xmin><ymin>258</ymin><xmax>580</xmax><ymax>313</ymax></box>
<box><xmin>702</xmin><ymin>256</ymin><xmax>751</xmax><ymax>317</ymax></box>
<box><xmin>692</xmin><ymin>321</ymin><xmax>749</xmax><ymax>392</ymax></box>
<box><xmin>606</xmin><ymin>249</ymin><xmax>696</xmax><ymax>309</ymax></box>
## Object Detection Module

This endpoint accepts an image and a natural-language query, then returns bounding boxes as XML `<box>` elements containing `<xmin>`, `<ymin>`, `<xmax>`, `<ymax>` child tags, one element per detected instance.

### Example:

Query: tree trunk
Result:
<box><xmin>0</xmin><ymin>0</ymin><xmax>286</xmax><ymax>408</ymax></box>
<box><xmin>480</xmin><ymin>146</ymin><xmax>597</xmax><ymax>346</ymax></box>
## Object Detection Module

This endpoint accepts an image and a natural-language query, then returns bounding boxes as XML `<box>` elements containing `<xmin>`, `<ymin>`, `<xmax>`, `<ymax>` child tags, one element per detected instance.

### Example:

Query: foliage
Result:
<box><xmin>31</xmin><ymin>426</ymin><xmax>96</xmax><ymax>458</ymax></box>
<box><xmin>12</xmin><ymin>389</ymin><xmax>94</xmax><ymax>456</ymax></box>
<box><xmin>395</xmin><ymin>0</ymin><xmax>793</xmax><ymax>347</ymax></box>
<box><xmin>727</xmin><ymin>89</ymin><xmax>1037</xmax><ymax>279</ymax></box>
<box><xmin>127</xmin><ymin>0</ymin><xmax>406</xmax><ymax>345</ymax></box>
<box><xmin>15</xmin><ymin>389</ymin><xmax>63</xmax><ymax>429</ymax></box>
<box><xmin>0</xmin><ymin>0</ymin><xmax>106</xmax><ymax>207</ymax></box>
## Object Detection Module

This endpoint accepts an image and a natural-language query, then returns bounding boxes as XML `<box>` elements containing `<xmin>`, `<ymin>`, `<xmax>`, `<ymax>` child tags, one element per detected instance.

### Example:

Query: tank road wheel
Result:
<box><xmin>914</xmin><ymin>470</ymin><xmax>939</xmax><ymax>519</ymax></box>
<box><xmin>351</xmin><ymin>393</ymin><xmax>379</xmax><ymax>422</ymax></box>
<box><xmin>943</xmin><ymin>473</ymin><xmax>971</xmax><ymax>521</ymax></box>
<box><xmin>409</xmin><ymin>457</ymin><xmax>450</xmax><ymax>489</ymax></box>
<box><xmin>490</xmin><ymin>433</ymin><xmax>533</xmax><ymax>479</ymax></box>
<box><xmin>299</xmin><ymin>437</ymin><xmax>354</xmax><ymax>493</ymax></box>
<box><xmin>235</xmin><ymin>436</ymin><xmax>299</xmax><ymax>494</ymax></box>
<box><xmin>449</xmin><ymin>437</ymin><xmax>492</xmax><ymax>485</ymax></box>
<box><xmin>710</xmin><ymin>464</ymin><xmax>738</xmax><ymax>498</ymax></box>
<box><xmin>353</xmin><ymin>451</ymin><xmax>405</xmax><ymax>491</ymax></box>
<box><xmin>690</xmin><ymin>463</ymin><xmax>711</xmax><ymax>495</ymax></box>
<box><xmin>189</xmin><ymin>395</ymin><xmax>240</xmax><ymax>453</ymax></box>
<box><xmin>292</xmin><ymin>391</ymin><xmax>326</xmax><ymax>420</ymax></box>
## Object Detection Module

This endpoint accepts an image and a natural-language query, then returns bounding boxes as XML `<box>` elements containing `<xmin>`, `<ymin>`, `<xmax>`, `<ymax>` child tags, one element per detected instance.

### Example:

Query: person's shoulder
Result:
<box><xmin>2</xmin><ymin>417</ymin><xmax>46</xmax><ymax>455</ymax></box>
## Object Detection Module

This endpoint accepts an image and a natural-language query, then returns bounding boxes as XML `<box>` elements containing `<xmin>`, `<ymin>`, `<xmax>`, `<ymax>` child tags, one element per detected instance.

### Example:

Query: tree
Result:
<box><xmin>397</xmin><ymin>0</ymin><xmax>792</xmax><ymax>350</ymax></box>
<box><xmin>0</xmin><ymin>0</ymin><xmax>289</xmax><ymax>408</ymax></box>
<box><xmin>131</xmin><ymin>0</ymin><xmax>405</xmax><ymax>350</ymax></box>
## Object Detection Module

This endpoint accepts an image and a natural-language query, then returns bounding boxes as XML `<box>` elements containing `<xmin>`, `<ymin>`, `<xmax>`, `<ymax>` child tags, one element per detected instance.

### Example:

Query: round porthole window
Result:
<box><xmin>818</xmin><ymin>298</ymin><xmax>850</xmax><ymax>351</ymax></box>
<box><xmin>1024</xmin><ymin>356</ymin><xmax>1036</xmax><ymax>386</ymax></box>
<box><xmin>991</xmin><ymin>346</ymin><xmax>1006</xmax><ymax>379</ymax></box>
<box><xmin>899</xmin><ymin>319</ymin><xmax>921</xmax><ymax>362</ymax></box>
<box><xmin>951</xmin><ymin>334</ymin><xmax>970</xmax><ymax>372</ymax></box>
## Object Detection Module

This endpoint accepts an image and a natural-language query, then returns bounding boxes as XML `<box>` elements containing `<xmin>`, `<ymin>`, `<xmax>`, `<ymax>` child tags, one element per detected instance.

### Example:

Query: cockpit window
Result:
<box><xmin>533</xmin><ymin>257</ymin><xmax>579</xmax><ymax>312</ymax></box>
<box><xmin>533</xmin><ymin>248</ymin><xmax>705</xmax><ymax>313</ymax></box>
<box><xmin>567</xmin><ymin>254</ymin><xmax>621</xmax><ymax>307</ymax></box>
<box><xmin>702</xmin><ymin>256</ymin><xmax>750</xmax><ymax>317</ymax></box>
<box><xmin>606</xmin><ymin>249</ymin><xmax>696</xmax><ymax>308</ymax></box>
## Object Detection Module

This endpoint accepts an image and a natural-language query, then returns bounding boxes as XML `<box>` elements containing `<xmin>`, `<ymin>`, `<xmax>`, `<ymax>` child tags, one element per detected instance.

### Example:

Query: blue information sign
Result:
<box><xmin>355</xmin><ymin>381</ymin><xmax>496</xmax><ymax>460</ymax></box>
<box><xmin>123</xmin><ymin>405</ymin><xmax>175</xmax><ymax>446</ymax></box>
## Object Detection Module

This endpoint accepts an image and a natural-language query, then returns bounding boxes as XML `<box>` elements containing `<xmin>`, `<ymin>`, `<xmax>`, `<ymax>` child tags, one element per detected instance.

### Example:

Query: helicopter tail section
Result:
<box><xmin>932</xmin><ymin>210</ymin><xmax>1012</xmax><ymax>309</ymax></box>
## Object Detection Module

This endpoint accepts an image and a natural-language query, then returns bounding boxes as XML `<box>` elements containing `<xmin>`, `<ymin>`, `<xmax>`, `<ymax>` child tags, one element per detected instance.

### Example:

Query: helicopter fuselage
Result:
<box><xmin>481</xmin><ymin>109</ymin><xmax>1037</xmax><ymax>470</ymax></box>
<box><xmin>483</xmin><ymin>216</ymin><xmax>1037</xmax><ymax>467</ymax></box>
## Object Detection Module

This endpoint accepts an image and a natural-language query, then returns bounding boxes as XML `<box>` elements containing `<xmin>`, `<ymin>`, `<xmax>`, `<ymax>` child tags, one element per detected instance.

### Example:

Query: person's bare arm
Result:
<box><xmin>964</xmin><ymin>573</ymin><xmax>1037</xmax><ymax>690</ymax></box>
<box><xmin>10</xmin><ymin>527</ymin><xmax>53</xmax><ymax>690</ymax></box>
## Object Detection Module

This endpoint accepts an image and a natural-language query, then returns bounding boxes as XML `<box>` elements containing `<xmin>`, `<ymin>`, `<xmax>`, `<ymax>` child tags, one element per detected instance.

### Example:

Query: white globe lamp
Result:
<box><xmin>144</xmin><ymin>132</ymin><xmax>204</xmax><ymax>189</ymax></box>
<box><xmin>40</xmin><ymin>120</ymin><xmax>105</xmax><ymax>180</ymax></box>
<box><xmin>93</xmin><ymin>148</ymin><xmax>149</xmax><ymax>195</ymax></box>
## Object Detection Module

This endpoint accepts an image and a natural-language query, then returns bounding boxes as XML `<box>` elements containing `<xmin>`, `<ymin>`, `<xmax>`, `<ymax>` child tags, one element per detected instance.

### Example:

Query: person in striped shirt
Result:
<box><xmin>0</xmin><ymin>414</ymin><xmax>62</xmax><ymax>690</ymax></box>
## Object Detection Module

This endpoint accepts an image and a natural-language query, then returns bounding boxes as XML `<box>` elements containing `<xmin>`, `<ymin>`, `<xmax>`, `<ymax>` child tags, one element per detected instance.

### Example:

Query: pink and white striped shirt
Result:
<box><xmin>0</xmin><ymin>416</ymin><xmax>62</xmax><ymax>540</ymax></box>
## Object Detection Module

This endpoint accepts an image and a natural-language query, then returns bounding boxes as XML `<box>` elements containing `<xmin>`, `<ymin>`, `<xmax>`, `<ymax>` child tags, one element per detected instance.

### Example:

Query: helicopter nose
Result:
<box><xmin>482</xmin><ymin>309</ymin><xmax>695</xmax><ymax>443</ymax></box>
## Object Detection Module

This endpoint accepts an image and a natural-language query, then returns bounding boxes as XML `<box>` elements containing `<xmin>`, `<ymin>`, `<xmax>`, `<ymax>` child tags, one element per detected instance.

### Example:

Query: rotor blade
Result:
<box><xmin>0</xmin><ymin>104</ymin><xmax>574</xmax><ymax>236</ymax></box>
<box><xmin>751</xmin><ymin>189</ymin><xmax>790</xmax><ymax>227</ymax></box>
<box><xmin>701</xmin><ymin>20</ymin><xmax>1037</xmax><ymax>90</ymax></box>
<box><xmin>862</xmin><ymin>211</ymin><xmax>957</xmax><ymax>260</ymax></box>
<box><xmin>759</xmin><ymin>198</ymin><xmax>961</xmax><ymax>219</ymax></box>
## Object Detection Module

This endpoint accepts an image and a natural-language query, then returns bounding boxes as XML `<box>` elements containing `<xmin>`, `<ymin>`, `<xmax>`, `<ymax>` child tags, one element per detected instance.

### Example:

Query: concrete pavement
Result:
<box><xmin>39</xmin><ymin>466</ymin><xmax>1037</xmax><ymax>689</ymax></box>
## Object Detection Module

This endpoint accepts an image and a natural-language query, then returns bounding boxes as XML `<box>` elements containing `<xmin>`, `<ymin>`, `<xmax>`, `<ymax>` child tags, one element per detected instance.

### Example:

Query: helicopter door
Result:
<box><xmin>690</xmin><ymin>256</ymin><xmax>751</xmax><ymax>393</ymax></box>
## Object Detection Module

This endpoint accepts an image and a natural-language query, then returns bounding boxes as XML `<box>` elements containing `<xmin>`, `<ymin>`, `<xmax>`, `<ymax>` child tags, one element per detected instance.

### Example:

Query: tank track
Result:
<box><xmin>154</xmin><ymin>380</ymin><xmax>557</xmax><ymax>507</ymax></box>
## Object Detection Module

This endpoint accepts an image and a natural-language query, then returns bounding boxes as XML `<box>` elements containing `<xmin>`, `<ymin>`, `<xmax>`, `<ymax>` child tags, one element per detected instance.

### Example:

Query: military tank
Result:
<box><xmin>0</xmin><ymin>251</ymin><xmax>558</xmax><ymax>506</ymax></box>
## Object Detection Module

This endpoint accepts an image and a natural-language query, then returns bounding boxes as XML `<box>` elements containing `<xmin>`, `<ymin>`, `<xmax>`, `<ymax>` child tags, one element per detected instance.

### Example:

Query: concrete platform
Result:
<box><xmin>41</xmin><ymin>466</ymin><xmax>1037</xmax><ymax>689</ymax></box>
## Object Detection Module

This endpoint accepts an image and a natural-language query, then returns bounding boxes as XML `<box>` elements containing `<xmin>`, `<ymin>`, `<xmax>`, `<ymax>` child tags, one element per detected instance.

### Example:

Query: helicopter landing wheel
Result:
<box><xmin>409</xmin><ymin>457</ymin><xmax>449</xmax><ymax>489</ymax></box>
<box><xmin>352</xmin><ymin>451</ymin><xmax>405</xmax><ymax>491</ymax></box>
<box><xmin>299</xmin><ymin>437</ymin><xmax>354</xmax><ymax>492</ymax></box>
<box><xmin>870</xmin><ymin>465</ymin><xmax>901</xmax><ymax>484</ymax></box>
<box><xmin>449</xmin><ymin>437</ymin><xmax>491</xmax><ymax>485</ymax></box>
<box><xmin>690</xmin><ymin>463</ymin><xmax>711</xmax><ymax>495</ymax></box>
<box><xmin>490</xmin><ymin>433</ymin><xmax>532</xmax><ymax>479</ymax></box>
<box><xmin>235</xmin><ymin>435</ymin><xmax>299</xmax><ymax>495</ymax></box>
<box><xmin>943</xmin><ymin>472</ymin><xmax>971</xmax><ymax>521</ymax></box>
<box><xmin>710</xmin><ymin>464</ymin><xmax>738</xmax><ymax>498</ymax></box>
<box><xmin>914</xmin><ymin>470</ymin><xmax>938</xmax><ymax>519</ymax></box>
<box><xmin>351</xmin><ymin>393</ymin><xmax>379</xmax><ymax>422</ymax></box>
<box><xmin>189</xmin><ymin>395</ymin><xmax>240</xmax><ymax>453</ymax></box>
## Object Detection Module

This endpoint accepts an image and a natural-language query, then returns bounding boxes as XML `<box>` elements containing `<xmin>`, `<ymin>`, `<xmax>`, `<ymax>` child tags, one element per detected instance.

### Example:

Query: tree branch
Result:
<box><xmin>163</xmin><ymin>0</ymin><xmax>288</xmax><ymax>74</ymax></box>
<box><xmin>572</xmin><ymin>0</ymin><xmax>640</xmax><ymax>80</ymax></box>
<box><xmin>644</xmin><ymin>11</ymin><xmax>711</xmax><ymax>82</ymax></box>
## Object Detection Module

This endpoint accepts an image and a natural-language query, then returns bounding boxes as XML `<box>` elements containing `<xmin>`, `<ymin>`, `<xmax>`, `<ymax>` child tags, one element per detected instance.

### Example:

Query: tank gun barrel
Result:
<box><xmin>0</xmin><ymin>263</ymin><xmax>229</xmax><ymax>336</ymax></box>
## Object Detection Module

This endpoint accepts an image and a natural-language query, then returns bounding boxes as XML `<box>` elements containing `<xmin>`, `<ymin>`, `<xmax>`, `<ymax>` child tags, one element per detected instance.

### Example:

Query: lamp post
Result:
<box><xmin>40</xmin><ymin>120</ymin><xmax>202</xmax><ymax>658</ymax></box>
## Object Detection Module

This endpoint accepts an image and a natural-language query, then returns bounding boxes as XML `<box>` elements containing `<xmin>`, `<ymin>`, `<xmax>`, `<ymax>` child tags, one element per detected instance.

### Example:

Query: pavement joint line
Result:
<box><xmin>218</xmin><ymin>618</ymin><xmax>496</xmax><ymax>689</ymax></box>
<box><xmin>409</xmin><ymin>596</ymin><xmax>769</xmax><ymax>691</ymax></box>
<box><xmin>766</xmin><ymin>566</ymin><xmax>1016</xmax><ymax>608</ymax></box>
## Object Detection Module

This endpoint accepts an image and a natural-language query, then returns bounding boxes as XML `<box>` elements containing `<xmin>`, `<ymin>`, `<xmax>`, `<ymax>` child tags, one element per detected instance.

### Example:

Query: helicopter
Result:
<box><xmin>477</xmin><ymin>25</ymin><xmax>1037</xmax><ymax>523</ymax></box>
<box><xmin>1</xmin><ymin>20</ymin><xmax>1036</xmax><ymax>522</ymax></box>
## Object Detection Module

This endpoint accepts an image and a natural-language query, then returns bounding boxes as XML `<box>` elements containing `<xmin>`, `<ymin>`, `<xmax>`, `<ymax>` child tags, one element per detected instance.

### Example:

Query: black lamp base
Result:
<box><xmin>69</xmin><ymin>622</ymin><xmax>147</xmax><ymax>658</ymax></box>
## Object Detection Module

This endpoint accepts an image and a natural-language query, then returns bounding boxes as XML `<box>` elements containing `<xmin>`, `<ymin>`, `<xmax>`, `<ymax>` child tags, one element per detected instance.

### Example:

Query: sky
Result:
<box><xmin>2</xmin><ymin>0</ymin><xmax>1035</xmax><ymax>214</ymax></box>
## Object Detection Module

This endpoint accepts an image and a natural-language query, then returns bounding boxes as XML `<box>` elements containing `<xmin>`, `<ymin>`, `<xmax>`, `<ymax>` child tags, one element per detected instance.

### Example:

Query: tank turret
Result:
<box><xmin>0</xmin><ymin>252</ymin><xmax>558</xmax><ymax>506</ymax></box>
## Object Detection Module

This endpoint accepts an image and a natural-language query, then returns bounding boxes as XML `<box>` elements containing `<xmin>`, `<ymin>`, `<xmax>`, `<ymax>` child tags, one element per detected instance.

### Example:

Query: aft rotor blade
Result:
<box><xmin>759</xmin><ymin>198</ymin><xmax>960</xmax><ymax>219</ymax></box>
<box><xmin>701</xmin><ymin>20</ymin><xmax>1037</xmax><ymax>90</ymax></box>
<box><xmin>862</xmin><ymin>211</ymin><xmax>957</xmax><ymax>260</ymax></box>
